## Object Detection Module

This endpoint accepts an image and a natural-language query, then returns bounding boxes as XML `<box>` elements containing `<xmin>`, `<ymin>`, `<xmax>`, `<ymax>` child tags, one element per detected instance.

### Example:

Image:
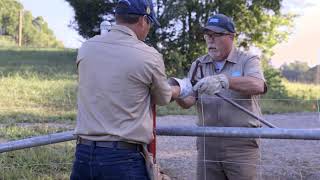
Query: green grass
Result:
<box><xmin>157</xmin><ymin>102</ymin><xmax>196</xmax><ymax>116</ymax></box>
<box><xmin>260</xmin><ymin>81</ymin><xmax>320</xmax><ymax>114</ymax></box>
<box><xmin>0</xmin><ymin>142</ymin><xmax>74</xmax><ymax>180</ymax></box>
<box><xmin>283</xmin><ymin>81</ymin><xmax>320</xmax><ymax>100</ymax></box>
<box><xmin>260</xmin><ymin>99</ymin><xmax>319</xmax><ymax>114</ymax></box>
<box><xmin>0</xmin><ymin>124</ymin><xmax>71</xmax><ymax>140</ymax></box>
<box><xmin>0</xmin><ymin>48</ymin><xmax>77</xmax><ymax>123</ymax></box>
<box><xmin>0</xmin><ymin>36</ymin><xmax>17</xmax><ymax>47</ymax></box>
<box><xmin>0</xmin><ymin>124</ymin><xmax>74</xmax><ymax>180</ymax></box>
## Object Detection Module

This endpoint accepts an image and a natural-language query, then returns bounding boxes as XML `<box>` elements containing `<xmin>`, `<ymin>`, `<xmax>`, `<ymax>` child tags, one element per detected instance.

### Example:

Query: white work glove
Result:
<box><xmin>168</xmin><ymin>77</ymin><xmax>193</xmax><ymax>99</ymax></box>
<box><xmin>193</xmin><ymin>74</ymin><xmax>229</xmax><ymax>95</ymax></box>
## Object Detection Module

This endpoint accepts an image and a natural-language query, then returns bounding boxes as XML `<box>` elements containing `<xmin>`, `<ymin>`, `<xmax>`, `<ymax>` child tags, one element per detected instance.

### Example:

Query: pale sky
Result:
<box><xmin>19</xmin><ymin>0</ymin><xmax>84</xmax><ymax>48</ymax></box>
<box><xmin>272</xmin><ymin>0</ymin><xmax>320</xmax><ymax>68</ymax></box>
<box><xmin>18</xmin><ymin>0</ymin><xmax>320</xmax><ymax>68</ymax></box>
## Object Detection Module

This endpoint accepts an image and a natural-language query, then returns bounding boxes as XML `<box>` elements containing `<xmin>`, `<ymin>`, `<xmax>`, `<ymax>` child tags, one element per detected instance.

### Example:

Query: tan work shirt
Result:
<box><xmin>74</xmin><ymin>25</ymin><xmax>172</xmax><ymax>144</ymax></box>
<box><xmin>188</xmin><ymin>47</ymin><xmax>266</xmax><ymax>128</ymax></box>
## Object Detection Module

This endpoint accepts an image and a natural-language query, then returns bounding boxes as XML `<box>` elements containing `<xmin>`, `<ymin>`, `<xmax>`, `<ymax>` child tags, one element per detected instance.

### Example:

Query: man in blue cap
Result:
<box><xmin>70</xmin><ymin>0</ymin><xmax>182</xmax><ymax>179</ymax></box>
<box><xmin>175</xmin><ymin>14</ymin><xmax>267</xmax><ymax>180</ymax></box>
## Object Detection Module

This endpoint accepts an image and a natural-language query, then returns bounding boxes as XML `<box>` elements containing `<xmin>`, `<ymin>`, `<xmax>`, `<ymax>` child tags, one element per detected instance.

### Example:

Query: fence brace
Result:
<box><xmin>1</xmin><ymin>126</ymin><xmax>320</xmax><ymax>153</ymax></box>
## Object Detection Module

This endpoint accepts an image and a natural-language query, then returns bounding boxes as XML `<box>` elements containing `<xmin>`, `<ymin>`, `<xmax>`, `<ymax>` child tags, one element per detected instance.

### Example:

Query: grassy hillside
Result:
<box><xmin>0</xmin><ymin>48</ymin><xmax>77</xmax><ymax>123</ymax></box>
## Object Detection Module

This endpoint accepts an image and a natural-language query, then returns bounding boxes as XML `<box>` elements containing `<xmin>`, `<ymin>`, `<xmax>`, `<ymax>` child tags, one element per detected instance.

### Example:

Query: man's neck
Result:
<box><xmin>117</xmin><ymin>22</ymin><xmax>142</xmax><ymax>40</ymax></box>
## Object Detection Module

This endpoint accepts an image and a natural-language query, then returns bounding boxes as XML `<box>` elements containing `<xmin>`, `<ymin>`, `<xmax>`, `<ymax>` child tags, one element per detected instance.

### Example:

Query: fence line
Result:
<box><xmin>2</xmin><ymin>126</ymin><xmax>320</xmax><ymax>153</ymax></box>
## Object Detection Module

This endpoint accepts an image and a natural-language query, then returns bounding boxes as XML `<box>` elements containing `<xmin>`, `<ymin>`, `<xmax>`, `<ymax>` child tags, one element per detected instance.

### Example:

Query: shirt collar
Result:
<box><xmin>110</xmin><ymin>24</ymin><xmax>138</xmax><ymax>40</ymax></box>
<box><xmin>225</xmin><ymin>46</ymin><xmax>237</xmax><ymax>64</ymax></box>
<box><xmin>200</xmin><ymin>45</ymin><xmax>237</xmax><ymax>64</ymax></box>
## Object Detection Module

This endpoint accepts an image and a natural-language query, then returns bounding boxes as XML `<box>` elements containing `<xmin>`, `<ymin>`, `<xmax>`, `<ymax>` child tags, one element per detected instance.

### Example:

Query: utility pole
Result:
<box><xmin>18</xmin><ymin>9</ymin><xmax>23</xmax><ymax>47</ymax></box>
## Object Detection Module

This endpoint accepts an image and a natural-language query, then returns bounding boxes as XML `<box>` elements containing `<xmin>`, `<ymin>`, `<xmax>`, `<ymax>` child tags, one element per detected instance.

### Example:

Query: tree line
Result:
<box><xmin>66</xmin><ymin>0</ymin><xmax>297</xmax><ymax>98</ymax></box>
<box><xmin>281</xmin><ymin>61</ymin><xmax>319</xmax><ymax>83</ymax></box>
<box><xmin>0</xmin><ymin>0</ymin><xmax>63</xmax><ymax>48</ymax></box>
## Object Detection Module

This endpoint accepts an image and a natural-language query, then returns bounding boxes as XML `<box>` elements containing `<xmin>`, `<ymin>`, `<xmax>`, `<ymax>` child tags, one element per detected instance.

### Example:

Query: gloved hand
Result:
<box><xmin>193</xmin><ymin>74</ymin><xmax>229</xmax><ymax>95</ymax></box>
<box><xmin>168</xmin><ymin>77</ymin><xmax>193</xmax><ymax>99</ymax></box>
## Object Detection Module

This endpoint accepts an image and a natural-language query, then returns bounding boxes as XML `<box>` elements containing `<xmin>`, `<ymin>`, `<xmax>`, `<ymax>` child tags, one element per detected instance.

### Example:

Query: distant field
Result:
<box><xmin>283</xmin><ymin>81</ymin><xmax>320</xmax><ymax>100</ymax></box>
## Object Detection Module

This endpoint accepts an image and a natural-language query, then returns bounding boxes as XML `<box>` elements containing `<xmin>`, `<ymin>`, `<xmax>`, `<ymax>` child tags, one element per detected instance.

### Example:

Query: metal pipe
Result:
<box><xmin>2</xmin><ymin>126</ymin><xmax>320</xmax><ymax>153</ymax></box>
<box><xmin>216</xmin><ymin>93</ymin><xmax>277</xmax><ymax>128</ymax></box>
<box><xmin>156</xmin><ymin>126</ymin><xmax>320</xmax><ymax>140</ymax></box>
<box><xmin>0</xmin><ymin>130</ymin><xmax>75</xmax><ymax>153</ymax></box>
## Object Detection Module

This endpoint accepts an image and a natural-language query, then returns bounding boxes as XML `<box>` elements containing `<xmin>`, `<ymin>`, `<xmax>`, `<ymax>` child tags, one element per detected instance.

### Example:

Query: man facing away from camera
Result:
<box><xmin>70</xmin><ymin>0</ymin><xmax>182</xmax><ymax>179</ymax></box>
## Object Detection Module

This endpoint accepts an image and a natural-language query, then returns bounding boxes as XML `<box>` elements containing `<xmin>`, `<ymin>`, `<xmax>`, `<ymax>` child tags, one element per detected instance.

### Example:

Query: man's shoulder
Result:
<box><xmin>134</xmin><ymin>42</ymin><xmax>162</xmax><ymax>58</ymax></box>
<box><xmin>83</xmin><ymin>34</ymin><xmax>162</xmax><ymax>59</ymax></box>
<box><xmin>80</xmin><ymin>35</ymin><xmax>103</xmax><ymax>48</ymax></box>
<box><xmin>233</xmin><ymin>48</ymin><xmax>260</xmax><ymax>63</ymax></box>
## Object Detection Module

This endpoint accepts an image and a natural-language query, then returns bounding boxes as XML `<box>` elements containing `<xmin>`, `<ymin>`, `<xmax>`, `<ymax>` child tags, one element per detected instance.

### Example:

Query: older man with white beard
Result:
<box><xmin>174</xmin><ymin>14</ymin><xmax>268</xmax><ymax>180</ymax></box>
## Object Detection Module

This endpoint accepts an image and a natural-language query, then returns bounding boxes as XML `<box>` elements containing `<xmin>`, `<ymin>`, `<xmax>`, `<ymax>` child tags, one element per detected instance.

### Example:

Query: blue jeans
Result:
<box><xmin>70</xmin><ymin>144</ymin><xmax>149</xmax><ymax>180</ymax></box>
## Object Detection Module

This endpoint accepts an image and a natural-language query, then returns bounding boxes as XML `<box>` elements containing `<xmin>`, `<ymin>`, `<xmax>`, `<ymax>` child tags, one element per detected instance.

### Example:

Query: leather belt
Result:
<box><xmin>77</xmin><ymin>138</ymin><xmax>142</xmax><ymax>151</ymax></box>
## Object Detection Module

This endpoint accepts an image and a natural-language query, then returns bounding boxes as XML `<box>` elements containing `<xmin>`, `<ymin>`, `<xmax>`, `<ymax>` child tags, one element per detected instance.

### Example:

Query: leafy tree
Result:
<box><xmin>66</xmin><ymin>0</ymin><xmax>293</xmax><ymax>70</ymax></box>
<box><xmin>280</xmin><ymin>61</ymin><xmax>310</xmax><ymax>81</ymax></box>
<box><xmin>262</xmin><ymin>59</ymin><xmax>288</xmax><ymax>99</ymax></box>
<box><xmin>66</xmin><ymin>0</ymin><xmax>115</xmax><ymax>39</ymax></box>
<box><xmin>280</xmin><ymin>61</ymin><xmax>320</xmax><ymax>84</ymax></box>
<box><xmin>0</xmin><ymin>0</ymin><xmax>63</xmax><ymax>48</ymax></box>
<box><xmin>303</xmin><ymin>65</ymin><xmax>320</xmax><ymax>83</ymax></box>
<box><xmin>66</xmin><ymin>0</ymin><xmax>295</xmax><ymax>98</ymax></box>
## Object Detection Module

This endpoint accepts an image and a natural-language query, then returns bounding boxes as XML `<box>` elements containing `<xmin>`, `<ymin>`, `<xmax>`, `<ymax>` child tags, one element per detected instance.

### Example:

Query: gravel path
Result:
<box><xmin>156</xmin><ymin>113</ymin><xmax>320</xmax><ymax>180</ymax></box>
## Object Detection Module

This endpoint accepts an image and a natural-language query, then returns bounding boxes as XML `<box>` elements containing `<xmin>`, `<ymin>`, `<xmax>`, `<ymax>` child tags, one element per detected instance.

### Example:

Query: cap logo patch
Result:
<box><xmin>146</xmin><ymin>7</ymin><xmax>151</xmax><ymax>14</ymax></box>
<box><xmin>209</xmin><ymin>18</ymin><xmax>219</xmax><ymax>23</ymax></box>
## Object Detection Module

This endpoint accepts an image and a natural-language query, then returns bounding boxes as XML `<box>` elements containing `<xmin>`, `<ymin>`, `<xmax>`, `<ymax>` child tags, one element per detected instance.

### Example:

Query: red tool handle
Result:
<box><xmin>148</xmin><ymin>105</ymin><xmax>157</xmax><ymax>163</ymax></box>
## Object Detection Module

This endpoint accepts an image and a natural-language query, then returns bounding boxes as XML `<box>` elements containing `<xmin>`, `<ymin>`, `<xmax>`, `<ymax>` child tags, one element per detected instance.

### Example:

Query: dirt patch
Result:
<box><xmin>156</xmin><ymin>113</ymin><xmax>320</xmax><ymax>180</ymax></box>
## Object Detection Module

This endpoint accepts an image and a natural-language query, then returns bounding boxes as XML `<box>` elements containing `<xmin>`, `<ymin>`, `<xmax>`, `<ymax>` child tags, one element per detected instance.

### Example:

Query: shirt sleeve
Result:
<box><xmin>150</xmin><ymin>55</ymin><xmax>172</xmax><ymax>106</ymax></box>
<box><xmin>243</xmin><ymin>56</ymin><xmax>268</xmax><ymax>93</ymax></box>
<box><xmin>244</xmin><ymin>56</ymin><xmax>265</xmax><ymax>81</ymax></box>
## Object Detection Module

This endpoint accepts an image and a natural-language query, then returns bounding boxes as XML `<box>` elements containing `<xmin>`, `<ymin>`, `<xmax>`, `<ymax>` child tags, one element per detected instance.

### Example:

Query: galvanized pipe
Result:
<box><xmin>0</xmin><ymin>130</ymin><xmax>75</xmax><ymax>153</ymax></box>
<box><xmin>2</xmin><ymin>126</ymin><xmax>320</xmax><ymax>153</ymax></box>
<box><xmin>216</xmin><ymin>93</ymin><xmax>277</xmax><ymax>128</ymax></box>
<box><xmin>156</xmin><ymin>126</ymin><xmax>320</xmax><ymax>140</ymax></box>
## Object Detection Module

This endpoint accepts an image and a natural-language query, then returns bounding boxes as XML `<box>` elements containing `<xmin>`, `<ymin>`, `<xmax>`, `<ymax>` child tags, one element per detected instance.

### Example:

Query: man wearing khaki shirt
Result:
<box><xmin>176</xmin><ymin>14</ymin><xmax>267</xmax><ymax>180</ymax></box>
<box><xmin>70</xmin><ymin>0</ymin><xmax>180</xmax><ymax>179</ymax></box>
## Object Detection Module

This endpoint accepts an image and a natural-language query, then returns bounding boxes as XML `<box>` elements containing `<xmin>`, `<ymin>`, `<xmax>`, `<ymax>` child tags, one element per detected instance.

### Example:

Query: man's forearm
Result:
<box><xmin>228</xmin><ymin>76</ymin><xmax>265</xmax><ymax>95</ymax></box>
<box><xmin>171</xmin><ymin>86</ymin><xmax>181</xmax><ymax>99</ymax></box>
<box><xmin>176</xmin><ymin>95</ymin><xmax>196</xmax><ymax>109</ymax></box>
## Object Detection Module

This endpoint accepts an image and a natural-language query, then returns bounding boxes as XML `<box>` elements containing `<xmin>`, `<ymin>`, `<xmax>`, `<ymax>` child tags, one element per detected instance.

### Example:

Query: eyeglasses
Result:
<box><xmin>204</xmin><ymin>32</ymin><xmax>231</xmax><ymax>39</ymax></box>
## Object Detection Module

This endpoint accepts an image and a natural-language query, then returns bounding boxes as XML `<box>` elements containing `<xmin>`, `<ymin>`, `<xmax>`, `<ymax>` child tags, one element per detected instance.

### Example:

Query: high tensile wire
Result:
<box><xmin>198</xmin><ymin>94</ymin><xmax>207</xmax><ymax>180</ymax></box>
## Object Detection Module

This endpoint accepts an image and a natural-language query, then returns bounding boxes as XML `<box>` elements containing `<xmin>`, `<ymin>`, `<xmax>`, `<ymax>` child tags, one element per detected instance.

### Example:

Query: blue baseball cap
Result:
<box><xmin>115</xmin><ymin>0</ymin><xmax>160</xmax><ymax>26</ymax></box>
<box><xmin>203</xmin><ymin>14</ymin><xmax>236</xmax><ymax>33</ymax></box>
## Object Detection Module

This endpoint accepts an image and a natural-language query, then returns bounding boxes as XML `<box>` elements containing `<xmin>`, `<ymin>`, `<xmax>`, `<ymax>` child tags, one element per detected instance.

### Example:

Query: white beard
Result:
<box><xmin>208</xmin><ymin>50</ymin><xmax>221</xmax><ymax>60</ymax></box>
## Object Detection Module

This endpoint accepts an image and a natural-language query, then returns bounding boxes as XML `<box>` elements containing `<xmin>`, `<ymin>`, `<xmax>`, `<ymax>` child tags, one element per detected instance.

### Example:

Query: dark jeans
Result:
<box><xmin>70</xmin><ymin>144</ymin><xmax>149</xmax><ymax>180</ymax></box>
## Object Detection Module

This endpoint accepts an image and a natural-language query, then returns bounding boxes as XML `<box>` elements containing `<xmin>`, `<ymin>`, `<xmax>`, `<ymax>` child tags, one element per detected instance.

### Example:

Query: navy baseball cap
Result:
<box><xmin>115</xmin><ymin>0</ymin><xmax>160</xmax><ymax>26</ymax></box>
<box><xmin>203</xmin><ymin>14</ymin><xmax>236</xmax><ymax>33</ymax></box>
